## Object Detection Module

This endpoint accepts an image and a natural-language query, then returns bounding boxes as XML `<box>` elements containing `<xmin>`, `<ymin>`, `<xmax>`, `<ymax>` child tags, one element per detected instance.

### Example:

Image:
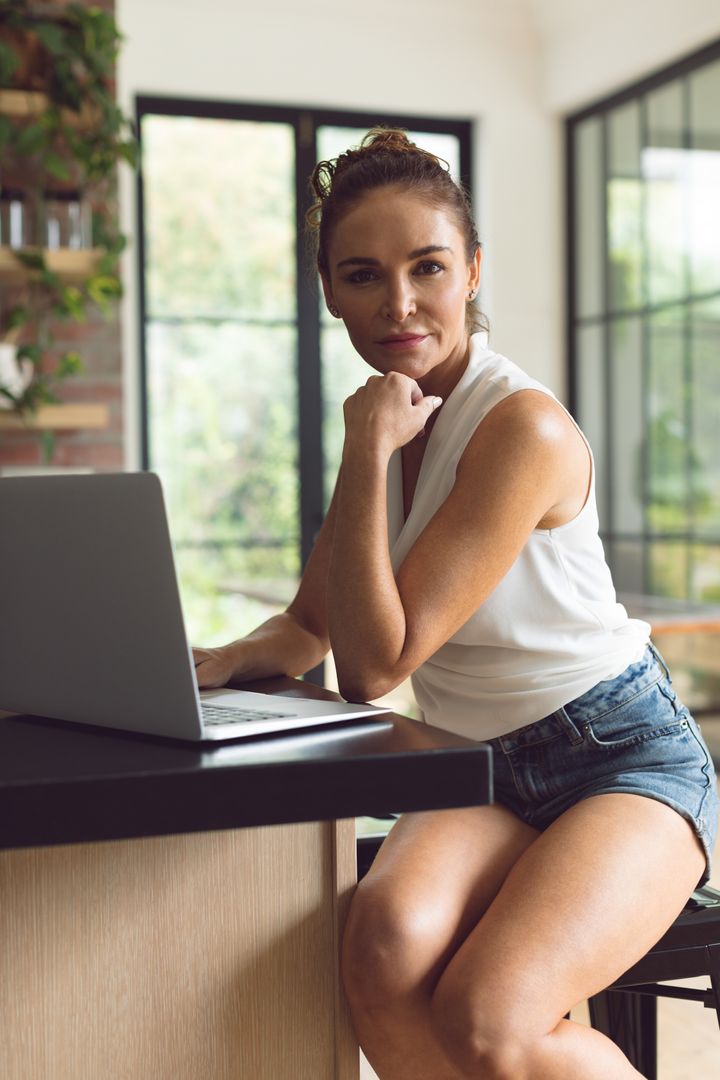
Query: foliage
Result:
<box><xmin>0</xmin><ymin>1</ymin><xmax>136</xmax><ymax>179</ymax></box>
<box><xmin>147</xmin><ymin>320</ymin><xmax>302</xmax><ymax>645</ymax></box>
<box><xmin>143</xmin><ymin>116</ymin><xmax>294</xmax><ymax>320</ymax></box>
<box><xmin>0</xmin><ymin>0</ymin><xmax>137</xmax><ymax>425</ymax></box>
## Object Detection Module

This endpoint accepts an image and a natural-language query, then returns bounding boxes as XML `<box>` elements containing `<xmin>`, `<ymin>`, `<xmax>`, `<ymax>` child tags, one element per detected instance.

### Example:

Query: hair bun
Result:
<box><xmin>360</xmin><ymin>127</ymin><xmax>418</xmax><ymax>155</ymax></box>
<box><xmin>310</xmin><ymin>127</ymin><xmax>446</xmax><ymax>206</ymax></box>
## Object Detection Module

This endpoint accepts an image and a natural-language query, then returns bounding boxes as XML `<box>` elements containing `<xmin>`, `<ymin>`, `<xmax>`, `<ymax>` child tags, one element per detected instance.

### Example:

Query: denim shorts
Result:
<box><xmin>488</xmin><ymin>643</ymin><xmax>720</xmax><ymax>886</ymax></box>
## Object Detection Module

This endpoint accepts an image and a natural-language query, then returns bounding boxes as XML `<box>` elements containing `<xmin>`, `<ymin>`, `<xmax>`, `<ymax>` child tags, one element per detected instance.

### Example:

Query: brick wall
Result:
<box><xmin>0</xmin><ymin>0</ymin><xmax>125</xmax><ymax>473</ymax></box>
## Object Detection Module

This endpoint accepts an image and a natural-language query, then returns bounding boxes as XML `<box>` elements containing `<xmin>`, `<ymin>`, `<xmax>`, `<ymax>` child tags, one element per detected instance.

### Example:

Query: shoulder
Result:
<box><xmin>463</xmin><ymin>389</ymin><xmax>582</xmax><ymax>466</ymax></box>
<box><xmin>453</xmin><ymin>389</ymin><xmax>589</xmax><ymax>519</ymax></box>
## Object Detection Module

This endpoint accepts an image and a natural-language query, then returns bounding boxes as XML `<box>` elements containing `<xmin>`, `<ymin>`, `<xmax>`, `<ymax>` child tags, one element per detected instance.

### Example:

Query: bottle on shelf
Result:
<box><xmin>43</xmin><ymin>190</ymin><xmax>92</xmax><ymax>250</ymax></box>
<box><xmin>0</xmin><ymin>187</ymin><xmax>28</xmax><ymax>248</ymax></box>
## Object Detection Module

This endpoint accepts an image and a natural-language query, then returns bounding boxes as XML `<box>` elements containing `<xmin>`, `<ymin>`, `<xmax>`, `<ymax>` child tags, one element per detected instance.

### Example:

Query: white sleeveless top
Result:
<box><xmin>388</xmin><ymin>333</ymin><xmax>650</xmax><ymax>740</ymax></box>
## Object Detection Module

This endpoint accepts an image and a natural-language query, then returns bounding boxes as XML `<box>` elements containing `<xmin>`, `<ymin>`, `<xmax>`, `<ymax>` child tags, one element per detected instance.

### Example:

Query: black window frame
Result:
<box><xmin>565</xmin><ymin>37</ymin><xmax>720</xmax><ymax>601</ymax></box>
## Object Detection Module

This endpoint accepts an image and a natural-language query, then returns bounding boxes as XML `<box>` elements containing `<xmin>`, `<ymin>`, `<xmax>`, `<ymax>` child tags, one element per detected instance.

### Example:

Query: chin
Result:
<box><xmin>381</xmin><ymin>358</ymin><xmax>432</xmax><ymax>380</ymax></box>
<box><xmin>369</xmin><ymin>344</ymin><xmax>441</xmax><ymax>377</ymax></box>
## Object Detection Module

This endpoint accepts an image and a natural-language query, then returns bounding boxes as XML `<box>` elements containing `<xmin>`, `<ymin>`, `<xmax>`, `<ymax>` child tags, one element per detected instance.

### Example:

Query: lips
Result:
<box><xmin>377</xmin><ymin>333</ymin><xmax>428</xmax><ymax>346</ymax></box>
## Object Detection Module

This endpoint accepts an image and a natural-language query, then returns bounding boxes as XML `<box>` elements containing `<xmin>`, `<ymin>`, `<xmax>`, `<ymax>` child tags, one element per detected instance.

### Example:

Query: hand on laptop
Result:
<box><xmin>192</xmin><ymin>646</ymin><xmax>235</xmax><ymax>689</ymax></box>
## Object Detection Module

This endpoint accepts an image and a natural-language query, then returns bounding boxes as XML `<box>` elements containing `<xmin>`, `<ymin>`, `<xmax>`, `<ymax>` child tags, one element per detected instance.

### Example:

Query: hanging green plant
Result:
<box><xmin>0</xmin><ymin>0</ymin><xmax>137</xmax><ymax>436</ymax></box>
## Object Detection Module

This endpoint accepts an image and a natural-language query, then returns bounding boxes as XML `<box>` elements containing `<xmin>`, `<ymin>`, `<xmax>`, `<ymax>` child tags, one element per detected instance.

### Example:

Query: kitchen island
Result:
<box><xmin>0</xmin><ymin>678</ymin><xmax>492</xmax><ymax>1080</ymax></box>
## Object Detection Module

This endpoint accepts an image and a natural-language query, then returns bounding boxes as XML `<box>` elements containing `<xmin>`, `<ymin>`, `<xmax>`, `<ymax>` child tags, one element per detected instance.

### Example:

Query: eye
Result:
<box><xmin>345</xmin><ymin>268</ymin><xmax>378</xmax><ymax>284</ymax></box>
<box><xmin>415</xmin><ymin>261</ymin><xmax>444</xmax><ymax>275</ymax></box>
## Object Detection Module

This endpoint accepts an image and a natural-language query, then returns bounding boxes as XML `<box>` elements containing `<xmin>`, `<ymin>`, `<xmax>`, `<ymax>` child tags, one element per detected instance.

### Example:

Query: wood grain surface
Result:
<box><xmin>0</xmin><ymin>820</ymin><xmax>359</xmax><ymax>1080</ymax></box>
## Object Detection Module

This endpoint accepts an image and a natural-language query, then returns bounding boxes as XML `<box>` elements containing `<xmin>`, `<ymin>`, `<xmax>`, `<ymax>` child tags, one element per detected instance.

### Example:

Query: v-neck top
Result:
<box><xmin>387</xmin><ymin>333</ymin><xmax>650</xmax><ymax>740</ymax></box>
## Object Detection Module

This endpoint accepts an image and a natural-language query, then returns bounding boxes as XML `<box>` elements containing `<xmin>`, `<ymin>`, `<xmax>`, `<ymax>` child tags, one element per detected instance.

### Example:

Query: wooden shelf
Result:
<box><xmin>0</xmin><ymin>89</ymin><xmax>99</xmax><ymax>128</ymax></box>
<box><xmin>0</xmin><ymin>246</ymin><xmax>103</xmax><ymax>284</ymax></box>
<box><xmin>0</xmin><ymin>403</ymin><xmax>109</xmax><ymax>430</ymax></box>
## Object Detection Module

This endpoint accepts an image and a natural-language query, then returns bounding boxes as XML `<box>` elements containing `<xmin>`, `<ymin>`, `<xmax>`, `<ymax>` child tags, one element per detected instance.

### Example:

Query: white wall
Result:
<box><xmin>117</xmin><ymin>0</ymin><xmax>720</xmax><ymax>469</ymax></box>
<box><xmin>530</xmin><ymin>0</ymin><xmax>720</xmax><ymax>111</ymax></box>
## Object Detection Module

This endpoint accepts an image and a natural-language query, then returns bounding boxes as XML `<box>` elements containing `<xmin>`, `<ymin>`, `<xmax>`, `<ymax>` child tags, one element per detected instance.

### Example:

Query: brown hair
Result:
<box><xmin>307</xmin><ymin>128</ymin><xmax>487</xmax><ymax>334</ymax></box>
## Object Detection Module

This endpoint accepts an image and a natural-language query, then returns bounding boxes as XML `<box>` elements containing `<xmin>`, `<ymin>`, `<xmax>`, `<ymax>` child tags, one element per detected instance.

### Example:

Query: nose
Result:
<box><xmin>381</xmin><ymin>276</ymin><xmax>416</xmax><ymax>322</ymax></box>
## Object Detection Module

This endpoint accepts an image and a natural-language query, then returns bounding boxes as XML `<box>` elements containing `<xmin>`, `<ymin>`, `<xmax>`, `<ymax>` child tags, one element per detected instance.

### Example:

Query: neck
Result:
<box><xmin>417</xmin><ymin>333</ymin><xmax>471</xmax><ymax>401</ymax></box>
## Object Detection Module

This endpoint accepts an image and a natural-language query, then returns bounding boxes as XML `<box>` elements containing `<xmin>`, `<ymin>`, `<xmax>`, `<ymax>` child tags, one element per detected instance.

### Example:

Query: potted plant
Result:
<box><xmin>0</xmin><ymin>0</ymin><xmax>136</xmax><ymax>452</ymax></box>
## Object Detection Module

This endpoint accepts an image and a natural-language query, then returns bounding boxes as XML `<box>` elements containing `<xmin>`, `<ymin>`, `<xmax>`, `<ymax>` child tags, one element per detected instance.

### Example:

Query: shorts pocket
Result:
<box><xmin>583</xmin><ymin>680</ymin><xmax>688</xmax><ymax>750</ymax></box>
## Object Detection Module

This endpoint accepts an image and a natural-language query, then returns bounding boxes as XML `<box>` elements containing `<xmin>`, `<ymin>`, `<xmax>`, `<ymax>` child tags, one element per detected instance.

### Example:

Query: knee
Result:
<box><xmin>342</xmin><ymin>878</ymin><xmax>446</xmax><ymax>1012</ymax></box>
<box><xmin>430</xmin><ymin>981</ymin><xmax>532</xmax><ymax>1080</ymax></box>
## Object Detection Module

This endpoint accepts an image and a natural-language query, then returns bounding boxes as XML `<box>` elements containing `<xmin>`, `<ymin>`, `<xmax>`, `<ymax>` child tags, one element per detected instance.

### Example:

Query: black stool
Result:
<box><xmin>588</xmin><ymin>883</ymin><xmax>720</xmax><ymax>1078</ymax></box>
<box><xmin>356</xmin><ymin>834</ymin><xmax>720</xmax><ymax>1076</ymax></box>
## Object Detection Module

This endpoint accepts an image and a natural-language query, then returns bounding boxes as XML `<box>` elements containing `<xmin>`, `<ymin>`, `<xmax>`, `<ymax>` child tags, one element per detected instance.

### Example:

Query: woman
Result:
<box><xmin>193</xmin><ymin>129</ymin><xmax>719</xmax><ymax>1079</ymax></box>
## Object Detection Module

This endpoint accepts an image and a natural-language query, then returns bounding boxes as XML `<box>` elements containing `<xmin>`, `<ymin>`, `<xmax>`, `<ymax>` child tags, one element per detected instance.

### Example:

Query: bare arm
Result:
<box><xmin>328</xmin><ymin>379</ymin><xmax>590</xmax><ymax>702</ymax></box>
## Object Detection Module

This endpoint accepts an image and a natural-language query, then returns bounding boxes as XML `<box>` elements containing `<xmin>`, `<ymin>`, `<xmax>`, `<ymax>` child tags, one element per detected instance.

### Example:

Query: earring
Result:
<box><xmin>329</xmin><ymin>304</ymin><xmax>340</xmax><ymax>318</ymax></box>
<box><xmin>467</xmin><ymin>290</ymin><xmax>476</xmax><ymax>301</ymax></box>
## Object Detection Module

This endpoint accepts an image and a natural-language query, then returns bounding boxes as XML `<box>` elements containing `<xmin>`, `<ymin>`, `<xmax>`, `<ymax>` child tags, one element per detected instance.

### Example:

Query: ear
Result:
<box><xmin>467</xmin><ymin>247</ymin><xmax>482</xmax><ymax>295</ymax></box>
<box><xmin>320</xmin><ymin>273</ymin><xmax>339</xmax><ymax>318</ymax></box>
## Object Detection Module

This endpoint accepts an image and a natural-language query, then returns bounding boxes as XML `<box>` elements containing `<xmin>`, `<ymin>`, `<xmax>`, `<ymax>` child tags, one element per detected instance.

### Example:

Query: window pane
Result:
<box><xmin>690</xmin><ymin>543</ymin><xmax>720</xmax><ymax>604</ymax></box>
<box><xmin>574</xmin><ymin>117</ymin><xmax>604</xmax><ymax>319</ymax></box>
<box><xmin>147</xmin><ymin>321</ymin><xmax>299</xmax><ymax>643</ymax></box>
<box><xmin>690</xmin><ymin>297</ymin><xmax>720</xmax><ymax>537</ymax></box>
<box><xmin>647</xmin><ymin>540</ymin><xmax>689</xmax><ymax>599</ymax></box>
<box><xmin>644</xmin><ymin>81</ymin><xmax>688</xmax><ymax>305</ymax></box>
<box><xmin>607</xmin><ymin>102</ymin><xmax>643</xmax><ymax>311</ymax></box>
<box><xmin>575</xmin><ymin>323</ymin><xmax>608</xmax><ymax>526</ymax></box>
<box><xmin>320</xmin><ymin>321</ymin><xmax>366</xmax><ymax>504</ymax></box>
<box><xmin>689</xmin><ymin>59</ymin><xmax>720</xmax><ymax>295</ymax></box>
<box><xmin>647</xmin><ymin>306</ymin><xmax>688</xmax><ymax>535</ymax></box>
<box><xmin>609</xmin><ymin>316</ymin><xmax>644</xmax><ymax>532</ymax></box>
<box><xmin>143</xmin><ymin>116</ymin><xmax>296</xmax><ymax>320</ymax></box>
<box><xmin>143</xmin><ymin>115</ymin><xmax>299</xmax><ymax>645</ymax></box>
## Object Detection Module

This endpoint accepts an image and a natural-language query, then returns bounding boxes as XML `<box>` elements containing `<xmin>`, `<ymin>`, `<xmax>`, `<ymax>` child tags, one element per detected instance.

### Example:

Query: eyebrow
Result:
<box><xmin>335</xmin><ymin>245</ymin><xmax>452</xmax><ymax>270</ymax></box>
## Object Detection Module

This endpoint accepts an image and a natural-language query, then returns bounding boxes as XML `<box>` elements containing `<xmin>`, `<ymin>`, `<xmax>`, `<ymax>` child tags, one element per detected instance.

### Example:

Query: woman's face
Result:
<box><xmin>322</xmin><ymin>185</ymin><xmax>481</xmax><ymax>391</ymax></box>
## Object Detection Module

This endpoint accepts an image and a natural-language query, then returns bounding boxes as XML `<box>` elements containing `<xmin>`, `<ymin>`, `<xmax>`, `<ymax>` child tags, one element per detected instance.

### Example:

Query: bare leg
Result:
<box><xmin>343</xmin><ymin>794</ymin><xmax>705</xmax><ymax>1080</ymax></box>
<box><xmin>343</xmin><ymin>803</ymin><xmax>540</xmax><ymax>1079</ymax></box>
<box><xmin>431</xmin><ymin>793</ymin><xmax>706</xmax><ymax>1079</ymax></box>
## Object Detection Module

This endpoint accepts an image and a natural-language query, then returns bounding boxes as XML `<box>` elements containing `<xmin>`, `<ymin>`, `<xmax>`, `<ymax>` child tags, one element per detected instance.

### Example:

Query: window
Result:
<box><xmin>567</xmin><ymin>41</ymin><xmax>720</xmax><ymax>604</ymax></box>
<box><xmin>136</xmin><ymin>101</ymin><xmax>472</xmax><ymax>687</ymax></box>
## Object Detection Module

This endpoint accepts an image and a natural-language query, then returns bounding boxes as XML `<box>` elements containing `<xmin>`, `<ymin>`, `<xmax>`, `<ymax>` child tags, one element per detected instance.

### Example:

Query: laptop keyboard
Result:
<box><xmin>201</xmin><ymin>703</ymin><xmax>299</xmax><ymax>726</ymax></box>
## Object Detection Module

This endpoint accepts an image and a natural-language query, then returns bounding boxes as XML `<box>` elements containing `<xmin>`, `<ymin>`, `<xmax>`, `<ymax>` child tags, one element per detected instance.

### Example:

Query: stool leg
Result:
<box><xmin>709</xmin><ymin>943</ymin><xmax>720</xmax><ymax>1033</ymax></box>
<box><xmin>588</xmin><ymin>989</ymin><xmax>657</xmax><ymax>1079</ymax></box>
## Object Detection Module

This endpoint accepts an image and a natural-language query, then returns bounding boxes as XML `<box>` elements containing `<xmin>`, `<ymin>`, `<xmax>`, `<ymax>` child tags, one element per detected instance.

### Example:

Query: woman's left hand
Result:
<box><xmin>342</xmin><ymin>372</ymin><xmax>442</xmax><ymax>458</ymax></box>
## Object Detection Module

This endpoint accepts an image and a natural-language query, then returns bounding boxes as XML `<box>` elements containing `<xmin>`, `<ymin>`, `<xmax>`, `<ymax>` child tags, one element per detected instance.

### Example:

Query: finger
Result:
<box><xmin>412</xmin><ymin>395</ymin><xmax>443</xmax><ymax>439</ymax></box>
<box><xmin>419</xmin><ymin>394</ymin><xmax>443</xmax><ymax>416</ymax></box>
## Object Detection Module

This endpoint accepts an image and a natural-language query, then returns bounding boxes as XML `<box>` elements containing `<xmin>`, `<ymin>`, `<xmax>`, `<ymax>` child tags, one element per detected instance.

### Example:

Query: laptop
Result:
<box><xmin>0</xmin><ymin>472</ymin><xmax>391</xmax><ymax>741</ymax></box>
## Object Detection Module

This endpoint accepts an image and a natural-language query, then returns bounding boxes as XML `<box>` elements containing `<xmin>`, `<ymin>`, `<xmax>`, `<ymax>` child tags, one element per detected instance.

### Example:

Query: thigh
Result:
<box><xmin>433</xmin><ymin>791</ymin><xmax>706</xmax><ymax>1036</ymax></box>
<box><xmin>345</xmin><ymin>803</ymin><xmax>539</xmax><ymax>982</ymax></box>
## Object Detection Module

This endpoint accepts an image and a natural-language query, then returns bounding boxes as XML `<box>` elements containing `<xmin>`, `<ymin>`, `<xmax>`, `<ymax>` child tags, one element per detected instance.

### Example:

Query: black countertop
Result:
<box><xmin>0</xmin><ymin>678</ymin><xmax>492</xmax><ymax>850</ymax></box>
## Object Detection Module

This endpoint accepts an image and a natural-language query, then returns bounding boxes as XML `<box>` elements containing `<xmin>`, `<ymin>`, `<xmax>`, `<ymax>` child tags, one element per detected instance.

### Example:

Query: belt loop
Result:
<box><xmin>553</xmin><ymin>706</ymin><xmax>584</xmax><ymax>746</ymax></box>
<box><xmin>497</xmin><ymin>735</ymin><xmax>512</xmax><ymax>755</ymax></box>
<box><xmin>648</xmin><ymin>640</ymin><xmax>671</xmax><ymax>681</ymax></box>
